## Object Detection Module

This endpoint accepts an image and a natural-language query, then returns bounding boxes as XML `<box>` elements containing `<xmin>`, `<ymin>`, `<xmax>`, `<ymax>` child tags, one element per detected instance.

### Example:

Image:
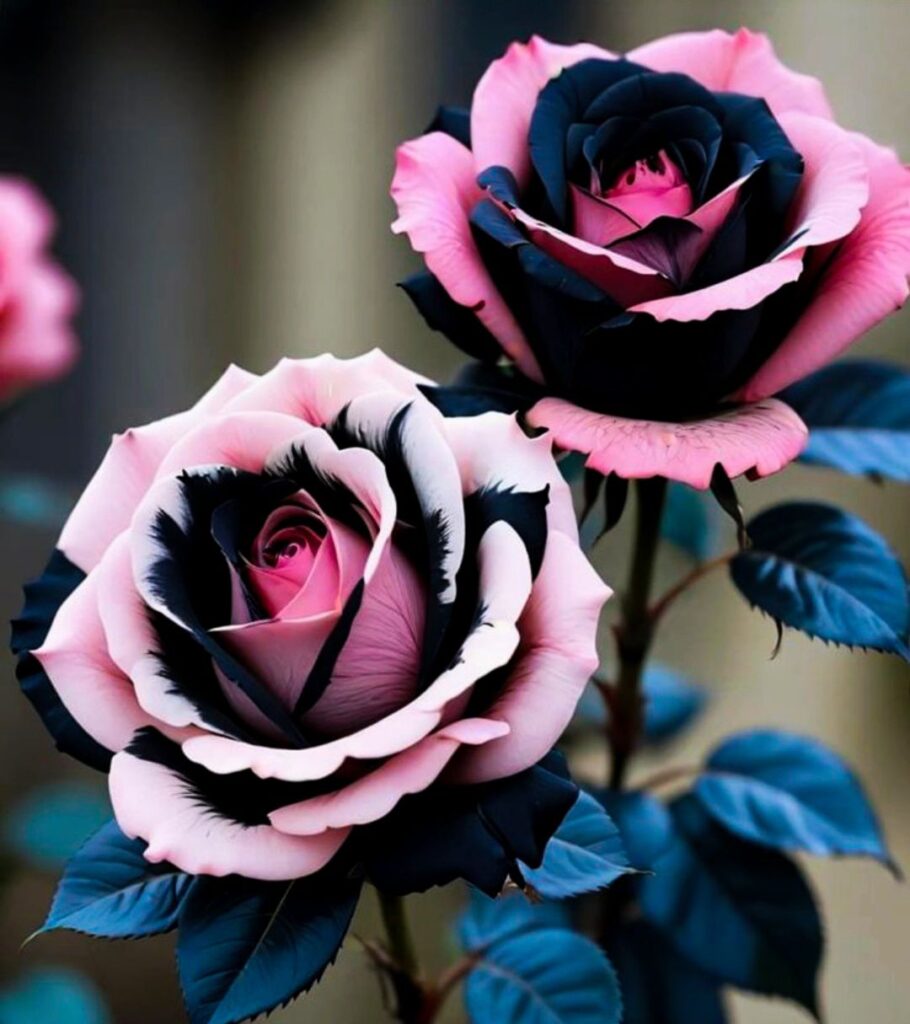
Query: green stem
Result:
<box><xmin>378</xmin><ymin>890</ymin><xmax>419</xmax><ymax>980</ymax></box>
<box><xmin>608</xmin><ymin>477</ymin><xmax>667</xmax><ymax>790</ymax></box>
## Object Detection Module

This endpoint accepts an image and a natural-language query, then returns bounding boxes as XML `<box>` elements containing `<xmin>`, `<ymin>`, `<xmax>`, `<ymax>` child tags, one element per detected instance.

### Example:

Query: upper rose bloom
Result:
<box><xmin>0</xmin><ymin>179</ymin><xmax>78</xmax><ymax>400</ymax></box>
<box><xmin>392</xmin><ymin>29</ymin><xmax>910</xmax><ymax>488</ymax></box>
<box><xmin>12</xmin><ymin>350</ymin><xmax>608</xmax><ymax>891</ymax></box>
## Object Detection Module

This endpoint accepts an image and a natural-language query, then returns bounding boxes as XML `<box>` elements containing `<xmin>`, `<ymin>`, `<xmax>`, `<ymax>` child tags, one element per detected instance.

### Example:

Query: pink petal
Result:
<box><xmin>269</xmin><ymin>718</ymin><xmax>509</xmax><ymax>836</ymax></box>
<box><xmin>391</xmin><ymin>132</ymin><xmax>542</xmax><ymax>380</ymax></box>
<box><xmin>629</xmin><ymin>28</ymin><xmax>833</xmax><ymax>120</ymax></box>
<box><xmin>774</xmin><ymin>113</ymin><xmax>870</xmax><ymax>259</ymax></box>
<box><xmin>221</xmin><ymin>349</ymin><xmax>430</xmax><ymax>425</ymax></box>
<box><xmin>58</xmin><ymin>364</ymin><xmax>258</xmax><ymax>572</ymax></box>
<box><xmin>154</xmin><ymin>411</ymin><xmax>313</xmax><ymax>479</ymax></box>
<box><xmin>33</xmin><ymin>569</ymin><xmax>168</xmax><ymax>753</ymax></box>
<box><xmin>441</xmin><ymin>411</ymin><xmax>579</xmax><ymax>542</ymax></box>
<box><xmin>95</xmin><ymin>533</ymin><xmax>217</xmax><ymax>735</ymax></box>
<box><xmin>180</xmin><ymin>521</ymin><xmax>533</xmax><ymax>782</ymax></box>
<box><xmin>570</xmin><ymin>185</ymin><xmax>642</xmax><ymax>246</ymax></box>
<box><xmin>510</xmin><ymin>204</ymin><xmax>674</xmax><ymax>307</ymax></box>
<box><xmin>449</xmin><ymin>532</ymin><xmax>609</xmax><ymax>783</ymax></box>
<box><xmin>605</xmin><ymin>182</ymin><xmax>693</xmax><ymax>228</ymax></box>
<box><xmin>109</xmin><ymin>748</ymin><xmax>349</xmax><ymax>880</ymax></box>
<box><xmin>471</xmin><ymin>36</ymin><xmax>616</xmax><ymax>187</ymax></box>
<box><xmin>738</xmin><ymin>138</ymin><xmax>910</xmax><ymax>401</ymax></box>
<box><xmin>628</xmin><ymin>253</ymin><xmax>804</xmax><ymax>322</ymax></box>
<box><xmin>527</xmin><ymin>396</ymin><xmax>808</xmax><ymax>488</ymax></box>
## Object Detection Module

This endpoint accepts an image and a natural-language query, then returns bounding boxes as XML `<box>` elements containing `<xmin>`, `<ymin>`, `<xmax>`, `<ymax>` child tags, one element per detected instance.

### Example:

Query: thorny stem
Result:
<box><xmin>608</xmin><ymin>477</ymin><xmax>667</xmax><ymax>790</ymax></box>
<box><xmin>375</xmin><ymin>890</ymin><xmax>426</xmax><ymax>1024</ymax></box>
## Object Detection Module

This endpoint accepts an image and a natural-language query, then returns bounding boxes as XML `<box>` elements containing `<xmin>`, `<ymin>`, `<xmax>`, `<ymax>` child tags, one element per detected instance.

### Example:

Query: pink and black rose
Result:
<box><xmin>13</xmin><ymin>350</ymin><xmax>608</xmax><ymax>896</ymax></box>
<box><xmin>0</xmin><ymin>179</ymin><xmax>77</xmax><ymax>400</ymax></box>
<box><xmin>392</xmin><ymin>30</ymin><xmax>910</xmax><ymax>488</ymax></box>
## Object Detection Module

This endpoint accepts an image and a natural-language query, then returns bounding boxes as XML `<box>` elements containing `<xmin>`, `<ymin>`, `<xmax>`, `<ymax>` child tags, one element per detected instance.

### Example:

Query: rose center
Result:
<box><xmin>598</xmin><ymin>149</ymin><xmax>693</xmax><ymax>226</ymax></box>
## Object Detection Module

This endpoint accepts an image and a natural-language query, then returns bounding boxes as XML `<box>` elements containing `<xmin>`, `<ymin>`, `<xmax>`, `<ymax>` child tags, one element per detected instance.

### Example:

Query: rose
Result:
<box><xmin>391</xmin><ymin>29</ymin><xmax>910</xmax><ymax>488</ymax></box>
<box><xmin>13</xmin><ymin>349</ymin><xmax>609</xmax><ymax>892</ymax></box>
<box><xmin>0</xmin><ymin>179</ymin><xmax>77</xmax><ymax>400</ymax></box>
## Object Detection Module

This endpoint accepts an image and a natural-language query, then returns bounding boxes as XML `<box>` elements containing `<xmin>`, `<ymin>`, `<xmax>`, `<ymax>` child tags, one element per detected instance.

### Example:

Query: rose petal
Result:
<box><xmin>34</xmin><ymin>569</ymin><xmax>175</xmax><ymax>753</ymax></box>
<box><xmin>527</xmin><ymin>396</ymin><xmax>808</xmax><ymax>488</ymax></box>
<box><xmin>449</xmin><ymin>532</ymin><xmax>609</xmax><ymax>783</ymax></box>
<box><xmin>180</xmin><ymin>521</ymin><xmax>532</xmax><ymax>781</ymax></box>
<box><xmin>471</xmin><ymin>36</ymin><xmax>616</xmax><ymax>187</ymax></box>
<box><xmin>629</xmin><ymin>28</ymin><xmax>833</xmax><ymax>121</ymax></box>
<box><xmin>58</xmin><ymin>363</ymin><xmax>258</xmax><ymax>573</ymax></box>
<box><xmin>391</xmin><ymin>132</ymin><xmax>542</xmax><ymax>380</ymax></box>
<box><xmin>739</xmin><ymin>138</ymin><xmax>910</xmax><ymax>401</ymax></box>
<box><xmin>109</xmin><ymin>746</ymin><xmax>349</xmax><ymax>880</ymax></box>
<box><xmin>269</xmin><ymin>718</ymin><xmax>509</xmax><ymax>835</ymax></box>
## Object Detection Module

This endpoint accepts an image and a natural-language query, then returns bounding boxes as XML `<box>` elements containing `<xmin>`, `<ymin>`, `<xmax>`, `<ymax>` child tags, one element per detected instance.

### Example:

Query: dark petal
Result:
<box><xmin>610</xmin><ymin>216</ymin><xmax>705</xmax><ymax>287</ymax></box>
<box><xmin>11</xmin><ymin>550</ymin><xmax>112</xmax><ymax>771</ymax></box>
<box><xmin>477</xmin><ymin>164</ymin><xmax>522</xmax><ymax>207</ymax></box>
<box><xmin>427</xmin><ymin>104</ymin><xmax>471</xmax><ymax>148</ymax></box>
<box><xmin>528</xmin><ymin>57</ymin><xmax>648</xmax><ymax>224</ymax></box>
<box><xmin>124</xmin><ymin>727</ymin><xmax>337</xmax><ymax>826</ymax></box>
<box><xmin>419</xmin><ymin>361</ymin><xmax>544</xmax><ymax>419</ymax></box>
<box><xmin>361</xmin><ymin>751</ymin><xmax>577</xmax><ymax>896</ymax></box>
<box><xmin>398</xmin><ymin>270</ymin><xmax>503</xmax><ymax>363</ymax></box>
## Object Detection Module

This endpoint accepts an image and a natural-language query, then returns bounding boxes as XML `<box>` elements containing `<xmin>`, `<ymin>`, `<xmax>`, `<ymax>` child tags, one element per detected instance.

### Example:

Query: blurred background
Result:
<box><xmin>0</xmin><ymin>1</ymin><xmax>907</xmax><ymax>1021</ymax></box>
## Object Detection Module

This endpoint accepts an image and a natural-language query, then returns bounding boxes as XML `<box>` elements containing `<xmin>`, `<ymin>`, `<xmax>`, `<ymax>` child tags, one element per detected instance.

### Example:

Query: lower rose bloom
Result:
<box><xmin>13</xmin><ymin>350</ymin><xmax>609</xmax><ymax>891</ymax></box>
<box><xmin>392</xmin><ymin>29</ymin><xmax>910</xmax><ymax>488</ymax></box>
<box><xmin>0</xmin><ymin>179</ymin><xmax>78</xmax><ymax>399</ymax></box>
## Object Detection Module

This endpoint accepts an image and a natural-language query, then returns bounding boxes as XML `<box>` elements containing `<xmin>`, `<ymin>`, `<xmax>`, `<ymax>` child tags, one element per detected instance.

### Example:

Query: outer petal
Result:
<box><xmin>180</xmin><ymin>521</ymin><xmax>533</xmax><ymax>781</ymax></box>
<box><xmin>442</xmin><ymin>411</ymin><xmax>579</xmax><ymax>542</ymax></box>
<box><xmin>58</xmin><ymin>363</ymin><xmax>258</xmax><ymax>572</ymax></box>
<box><xmin>471</xmin><ymin>36</ymin><xmax>616</xmax><ymax>187</ymax></box>
<box><xmin>391</xmin><ymin>133</ymin><xmax>542</xmax><ymax>380</ymax></box>
<box><xmin>739</xmin><ymin>139</ymin><xmax>910</xmax><ymax>400</ymax></box>
<box><xmin>527</xmin><ymin>396</ymin><xmax>808</xmax><ymax>488</ymax></box>
<box><xmin>108</xmin><ymin>748</ymin><xmax>349</xmax><ymax>880</ymax></box>
<box><xmin>628</xmin><ymin>28</ymin><xmax>833</xmax><ymax>120</ymax></box>
<box><xmin>221</xmin><ymin>349</ymin><xmax>430</xmax><ymax>424</ymax></box>
<box><xmin>268</xmin><ymin>718</ymin><xmax>509</xmax><ymax>835</ymax></box>
<box><xmin>33</xmin><ymin>570</ymin><xmax>176</xmax><ymax>753</ymax></box>
<box><xmin>449</xmin><ymin>532</ymin><xmax>609</xmax><ymax>783</ymax></box>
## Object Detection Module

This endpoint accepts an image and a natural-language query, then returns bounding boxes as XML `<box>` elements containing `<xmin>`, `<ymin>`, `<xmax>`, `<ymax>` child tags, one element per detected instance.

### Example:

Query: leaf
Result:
<box><xmin>177</xmin><ymin>871</ymin><xmax>362</xmax><ymax>1024</ymax></box>
<box><xmin>44</xmin><ymin>820</ymin><xmax>191</xmax><ymax>938</ymax></box>
<box><xmin>459</xmin><ymin>887</ymin><xmax>570</xmax><ymax>951</ymax></box>
<box><xmin>599</xmin><ymin>790</ymin><xmax>673</xmax><ymax>871</ymax></box>
<box><xmin>5</xmin><ymin>781</ymin><xmax>111</xmax><ymax>869</ymax></box>
<box><xmin>780</xmin><ymin>359</ymin><xmax>910</xmax><ymax>480</ymax></box>
<box><xmin>640</xmin><ymin>796</ymin><xmax>823</xmax><ymax>1017</ymax></box>
<box><xmin>642</xmin><ymin>665</ymin><xmax>707</xmax><ymax>742</ymax></box>
<box><xmin>662</xmin><ymin>482</ymin><xmax>718</xmax><ymax>560</ymax></box>
<box><xmin>695</xmin><ymin>729</ymin><xmax>896</xmax><ymax>871</ymax></box>
<box><xmin>519</xmin><ymin>792</ymin><xmax>631</xmax><ymax>899</ymax></box>
<box><xmin>0</xmin><ymin>474</ymin><xmax>74</xmax><ymax>529</ymax></box>
<box><xmin>609</xmin><ymin>920</ymin><xmax>728</xmax><ymax>1024</ymax></box>
<box><xmin>465</xmin><ymin>928</ymin><xmax>622</xmax><ymax>1024</ymax></box>
<box><xmin>730</xmin><ymin>501</ymin><xmax>910</xmax><ymax>657</ymax></box>
<box><xmin>0</xmin><ymin>968</ymin><xmax>110</xmax><ymax>1024</ymax></box>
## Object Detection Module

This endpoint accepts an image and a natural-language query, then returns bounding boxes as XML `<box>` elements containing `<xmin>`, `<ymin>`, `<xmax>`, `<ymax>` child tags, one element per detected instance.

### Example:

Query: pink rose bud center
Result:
<box><xmin>599</xmin><ymin>149</ymin><xmax>693</xmax><ymax>226</ymax></box>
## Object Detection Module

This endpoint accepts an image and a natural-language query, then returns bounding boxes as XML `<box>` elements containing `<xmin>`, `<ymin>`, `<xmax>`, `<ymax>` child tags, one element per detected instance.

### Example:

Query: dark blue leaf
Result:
<box><xmin>44</xmin><ymin>820</ymin><xmax>191</xmax><ymax>939</ymax></box>
<box><xmin>780</xmin><ymin>360</ymin><xmax>910</xmax><ymax>480</ymax></box>
<box><xmin>640</xmin><ymin>796</ymin><xmax>822</xmax><ymax>1017</ymax></box>
<box><xmin>0</xmin><ymin>968</ymin><xmax>110</xmax><ymax>1024</ymax></box>
<box><xmin>520</xmin><ymin>792</ymin><xmax>631</xmax><ymax>899</ymax></box>
<box><xmin>730</xmin><ymin>501</ymin><xmax>910</xmax><ymax>657</ymax></box>
<box><xmin>662</xmin><ymin>482</ymin><xmax>719</xmax><ymax>560</ymax></box>
<box><xmin>6</xmin><ymin>782</ymin><xmax>111</xmax><ymax>869</ymax></box>
<box><xmin>599</xmin><ymin>790</ymin><xmax>673</xmax><ymax>871</ymax></box>
<box><xmin>177</xmin><ymin>871</ymin><xmax>361</xmax><ymax>1024</ymax></box>
<box><xmin>459</xmin><ymin>887</ymin><xmax>570</xmax><ymax>951</ymax></box>
<box><xmin>643</xmin><ymin>665</ymin><xmax>708</xmax><ymax>742</ymax></box>
<box><xmin>695</xmin><ymin>729</ymin><xmax>896</xmax><ymax>871</ymax></box>
<box><xmin>609</xmin><ymin>920</ymin><xmax>728</xmax><ymax>1024</ymax></box>
<box><xmin>465</xmin><ymin>928</ymin><xmax>622</xmax><ymax>1024</ymax></box>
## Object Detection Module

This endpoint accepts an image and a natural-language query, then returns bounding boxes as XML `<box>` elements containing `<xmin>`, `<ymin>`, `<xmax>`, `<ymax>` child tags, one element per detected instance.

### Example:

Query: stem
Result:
<box><xmin>649</xmin><ymin>550</ymin><xmax>736</xmax><ymax>624</ymax></box>
<box><xmin>634</xmin><ymin>763</ymin><xmax>699</xmax><ymax>793</ymax></box>
<box><xmin>608</xmin><ymin>477</ymin><xmax>667</xmax><ymax>790</ymax></box>
<box><xmin>378</xmin><ymin>890</ymin><xmax>419</xmax><ymax>979</ymax></box>
<box><xmin>375</xmin><ymin>890</ymin><xmax>428</xmax><ymax>1024</ymax></box>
